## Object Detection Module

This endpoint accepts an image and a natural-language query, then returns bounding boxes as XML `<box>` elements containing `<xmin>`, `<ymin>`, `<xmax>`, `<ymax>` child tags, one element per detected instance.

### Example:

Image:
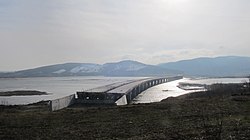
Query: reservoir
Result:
<box><xmin>0</xmin><ymin>76</ymin><xmax>248</xmax><ymax>105</ymax></box>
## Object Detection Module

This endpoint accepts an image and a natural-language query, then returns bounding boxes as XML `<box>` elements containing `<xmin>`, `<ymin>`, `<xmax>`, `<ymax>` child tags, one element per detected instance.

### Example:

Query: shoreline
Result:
<box><xmin>0</xmin><ymin>83</ymin><xmax>249</xmax><ymax>139</ymax></box>
<box><xmin>0</xmin><ymin>90</ymin><xmax>50</xmax><ymax>96</ymax></box>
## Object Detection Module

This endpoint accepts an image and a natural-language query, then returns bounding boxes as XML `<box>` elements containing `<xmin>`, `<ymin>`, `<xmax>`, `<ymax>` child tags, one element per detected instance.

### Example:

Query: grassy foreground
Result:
<box><xmin>0</xmin><ymin>84</ymin><xmax>250</xmax><ymax>140</ymax></box>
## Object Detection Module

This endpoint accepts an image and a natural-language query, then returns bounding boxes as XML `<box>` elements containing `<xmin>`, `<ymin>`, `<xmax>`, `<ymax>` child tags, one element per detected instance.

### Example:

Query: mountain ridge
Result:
<box><xmin>0</xmin><ymin>60</ymin><xmax>179</xmax><ymax>78</ymax></box>
<box><xmin>159</xmin><ymin>56</ymin><xmax>250</xmax><ymax>77</ymax></box>
<box><xmin>1</xmin><ymin>56</ymin><xmax>250</xmax><ymax>78</ymax></box>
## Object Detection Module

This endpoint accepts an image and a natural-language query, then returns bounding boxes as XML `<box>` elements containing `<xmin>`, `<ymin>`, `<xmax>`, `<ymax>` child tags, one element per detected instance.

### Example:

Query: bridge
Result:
<box><xmin>50</xmin><ymin>76</ymin><xmax>183</xmax><ymax>111</ymax></box>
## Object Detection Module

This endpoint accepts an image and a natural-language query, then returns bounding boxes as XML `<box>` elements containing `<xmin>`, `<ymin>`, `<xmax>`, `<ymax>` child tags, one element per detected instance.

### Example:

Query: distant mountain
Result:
<box><xmin>159</xmin><ymin>56</ymin><xmax>250</xmax><ymax>77</ymax></box>
<box><xmin>102</xmin><ymin>60</ymin><xmax>180</xmax><ymax>76</ymax></box>
<box><xmin>1</xmin><ymin>56</ymin><xmax>249</xmax><ymax>78</ymax></box>
<box><xmin>0</xmin><ymin>60</ymin><xmax>179</xmax><ymax>78</ymax></box>
<box><xmin>0</xmin><ymin>63</ymin><xmax>102</xmax><ymax>78</ymax></box>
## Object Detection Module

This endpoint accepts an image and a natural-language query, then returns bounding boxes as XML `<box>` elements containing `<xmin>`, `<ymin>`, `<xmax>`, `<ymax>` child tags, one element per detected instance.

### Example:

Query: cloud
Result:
<box><xmin>0</xmin><ymin>0</ymin><xmax>250</xmax><ymax>71</ymax></box>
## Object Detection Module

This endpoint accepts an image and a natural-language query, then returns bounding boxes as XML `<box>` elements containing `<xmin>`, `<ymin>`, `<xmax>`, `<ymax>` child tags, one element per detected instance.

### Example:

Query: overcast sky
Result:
<box><xmin>0</xmin><ymin>0</ymin><xmax>250</xmax><ymax>71</ymax></box>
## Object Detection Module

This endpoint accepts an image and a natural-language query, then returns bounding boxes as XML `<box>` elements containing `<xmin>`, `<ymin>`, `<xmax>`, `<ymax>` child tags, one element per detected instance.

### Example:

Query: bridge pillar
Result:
<box><xmin>136</xmin><ymin>87</ymin><xmax>140</xmax><ymax>95</ymax></box>
<box><xmin>133</xmin><ymin>88</ymin><xmax>136</xmax><ymax>98</ymax></box>
<box><xmin>139</xmin><ymin>85</ymin><xmax>142</xmax><ymax>92</ymax></box>
<box><xmin>130</xmin><ymin>91</ymin><xmax>133</xmax><ymax>101</ymax></box>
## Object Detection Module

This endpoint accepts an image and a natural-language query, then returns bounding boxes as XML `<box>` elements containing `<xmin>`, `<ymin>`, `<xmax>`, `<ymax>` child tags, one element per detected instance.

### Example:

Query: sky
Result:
<box><xmin>0</xmin><ymin>0</ymin><xmax>250</xmax><ymax>71</ymax></box>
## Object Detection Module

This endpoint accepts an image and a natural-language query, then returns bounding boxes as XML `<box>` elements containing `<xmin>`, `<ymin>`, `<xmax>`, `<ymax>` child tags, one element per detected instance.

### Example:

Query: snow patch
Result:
<box><xmin>53</xmin><ymin>69</ymin><xmax>66</xmax><ymax>74</ymax></box>
<box><xmin>70</xmin><ymin>65</ymin><xmax>101</xmax><ymax>73</ymax></box>
<box><xmin>114</xmin><ymin>64</ymin><xmax>146</xmax><ymax>71</ymax></box>
<box><xmin>70</xmin><ymin>67</ymin><xmax>82</xmax><ymax>73</ymax></box>
<box><xmin>126</xmin><ymin>64</ymin><xmax>146</xmax><ymax>71</ymax></box>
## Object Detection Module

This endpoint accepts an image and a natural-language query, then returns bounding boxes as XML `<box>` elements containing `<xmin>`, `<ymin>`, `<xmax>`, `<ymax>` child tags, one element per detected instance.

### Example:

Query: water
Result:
<box><xmin>132</xmin><ymin>78</ymin><xmax>204</xmax><ymax>104</ymax></box>
<box><xmin>0</xmin><ymin>77</ymin><xmax>248</xmax><ymax>105</ymax></box>
<box><xmin>186</xmin><ymin>77</ymin><xmax>249</xmax><ymax>85</ymax></box>
<box><xmin>132</xmin><ymin>77</ymin><xmax>248</xmax><ymax>104</ymax></box>
<box><xmin>132</xmin><ymin>78</ymin><xmax>193</xmax><ymax>104</ymax></box>
<box><xmin>0</xmin><ymin>76</ymin><xmax>143</xmax><ymax>105</ymax></box>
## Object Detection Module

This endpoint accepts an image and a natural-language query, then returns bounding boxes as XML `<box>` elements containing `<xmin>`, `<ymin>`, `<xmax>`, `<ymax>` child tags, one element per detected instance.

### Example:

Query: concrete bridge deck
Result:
<box><xmin>50</xmin><ymin>76</ymin><xmax>183</xmax><ymax>111</ymax></box>
<box><xmin>84</xmin><ymin>78</ymin><xmax>150</xmax><ymax>93</ymax></box>
<box><xmin>76</xmin><ymin>76</ymin><xmax>183</xmax><ymax>106</ymax></box>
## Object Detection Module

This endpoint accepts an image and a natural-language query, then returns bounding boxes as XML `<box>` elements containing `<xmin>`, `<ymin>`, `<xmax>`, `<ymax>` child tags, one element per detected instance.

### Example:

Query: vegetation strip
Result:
<box><xmin>0</xmin><ymin>90</ymin><xmax>49</xmax><ymax>96</ymax></box>
<box><xmin>0</xmin><ymin>83</ymin><xmax>249</xmax><ymax>139</ymax></box>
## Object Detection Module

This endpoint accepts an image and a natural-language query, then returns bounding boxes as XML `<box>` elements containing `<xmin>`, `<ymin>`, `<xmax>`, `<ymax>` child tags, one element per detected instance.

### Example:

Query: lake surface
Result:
<box><xmin>0</xmin><ymin>76</ymin><xmax>248</xmax><ymax>105</ymax></box>
<box><xmin>133</xmin><ymin>77</ymin><xmax>248</xmax><ymax>104</ymax></box>
<box><xmin>0</xmin><ymin>76</ymin><xmax>143</xmax><ymax>105</ymax></box>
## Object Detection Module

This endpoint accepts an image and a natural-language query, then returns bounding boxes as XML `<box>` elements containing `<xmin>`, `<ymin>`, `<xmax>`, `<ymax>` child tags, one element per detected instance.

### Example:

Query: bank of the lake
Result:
<box><xmin>1</xmin><ymin>83</ymin><xmax>249</xmax><ymax>139</ymax></box>
<box><xmin>0</xmin><ymin>90</ymin><xmax>49</xmax><ymax>96</ymax></box>
<box><xmin>0</xmin><ymin>77</ymin><xmax>248</xmax><ymax>105</ymax></box>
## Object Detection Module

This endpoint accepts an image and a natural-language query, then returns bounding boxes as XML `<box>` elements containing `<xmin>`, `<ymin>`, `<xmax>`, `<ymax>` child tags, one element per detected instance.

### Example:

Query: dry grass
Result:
<box><xmin>0</xmin><ymin>84</ymin><xmax>250</xmax><ymax>139</ymax></box>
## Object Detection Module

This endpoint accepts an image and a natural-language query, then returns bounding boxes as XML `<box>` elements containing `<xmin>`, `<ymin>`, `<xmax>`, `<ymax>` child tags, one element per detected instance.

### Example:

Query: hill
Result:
<box><xmin>0</xmin><ymin>60</ymin><xmax>179</xmax><ymax>78</ymax></box>
<box><xmin>1</xmin><ymin>56</ymin><xmax>250</xmax><ymax>78</ymax></box>
<box><xmin>159</xmin><ymin>56</ymin><xmax>250</xmax><ymax>77</ymax></box>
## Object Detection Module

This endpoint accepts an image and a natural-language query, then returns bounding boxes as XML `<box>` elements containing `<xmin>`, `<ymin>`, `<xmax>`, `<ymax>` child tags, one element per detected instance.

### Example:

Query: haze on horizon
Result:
<box><xmin>1</xmin><ymin>0</ymin><xmax>250</xmax><ymax>71</ymax></box>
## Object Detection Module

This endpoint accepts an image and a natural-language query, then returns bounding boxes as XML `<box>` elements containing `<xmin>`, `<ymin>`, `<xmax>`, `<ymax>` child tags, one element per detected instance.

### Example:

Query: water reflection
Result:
<box><xmin>0</xmin><ymin>76</ymin><xmax>142</xmax><ymax>105</ymax></box>
<box><xmin>132</xmin><ymin>78</ymin><xmax>200</xmax><ymax>104</ymax></box>
<box><xmin>0</xmin><ymin>77</ymin><xmax>248</xmax><ymax>105</ymax></box>
<box><xmin>132</xmin><ymin>77</ymin><xmax>248</xmax><ymax>104</ymax></box>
